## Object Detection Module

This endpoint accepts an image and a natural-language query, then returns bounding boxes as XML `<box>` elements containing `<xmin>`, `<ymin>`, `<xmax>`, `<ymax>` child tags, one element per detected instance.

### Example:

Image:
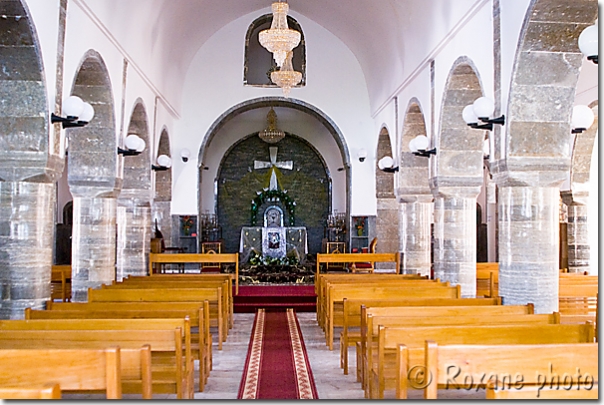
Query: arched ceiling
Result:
<box><xmin>82</xmin><ymin>0</ymin><xmax>479</xmax><ymax>112</ymax></box>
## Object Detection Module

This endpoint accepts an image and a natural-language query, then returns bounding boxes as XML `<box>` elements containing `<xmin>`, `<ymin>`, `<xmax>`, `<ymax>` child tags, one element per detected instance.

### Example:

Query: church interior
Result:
<box><xmin>0</xmin><ymin>0</ymin><xmax>599</xmax><ymax>400</ymax></box>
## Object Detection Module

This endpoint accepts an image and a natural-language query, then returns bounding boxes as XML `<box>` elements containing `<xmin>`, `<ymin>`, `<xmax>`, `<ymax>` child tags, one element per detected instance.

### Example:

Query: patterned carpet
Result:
<box><xmin>238</xmin><ymin>308</ymin><xmax>318</xmax><ymax>399</ymax></box>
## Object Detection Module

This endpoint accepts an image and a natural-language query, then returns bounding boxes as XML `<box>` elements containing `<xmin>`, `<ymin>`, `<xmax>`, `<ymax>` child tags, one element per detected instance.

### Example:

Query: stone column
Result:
<box><xmin>432</xmin><ymin>188</ymin><xmax>479</xmax><ymax>297</ymax></box>
<box><xmin>71</xmin><ymin>194</ymin><xmax>117</xmax><ymax>302</ymax></box>
<box><xmin>498</xmin><ymin>186</ymin><xmax>559</xmax><ymax>313</ymax></box>
<box><xmin>375</xmin><ymin>197</ymin><xmax>400</xmax><ymax>270</ymax></box>
<box><xmin>399</xmin><ymin>197</ymin><xmax>432</xmax><ymax>277</ymax></box>
<box><xmin>116</xmin><ymin>199</ymin><xmax>151</xmax><ymax>281</ymax></box>
<box><xmin>0</xmin><ymin>182</ymin><xmax>55</xmax><ymax>318</ymax></box>
<box><xmin>561</xmin><ymin>191</ymin><xmax>590</xmax><ymax>274</ymax></box>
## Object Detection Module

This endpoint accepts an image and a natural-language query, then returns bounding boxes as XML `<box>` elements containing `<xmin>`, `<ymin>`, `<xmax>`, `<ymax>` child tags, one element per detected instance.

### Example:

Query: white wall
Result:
<box><xmin>172</xmin><ymin>10</ymin><xmax>374</xmax><ymax>215</ymax></box>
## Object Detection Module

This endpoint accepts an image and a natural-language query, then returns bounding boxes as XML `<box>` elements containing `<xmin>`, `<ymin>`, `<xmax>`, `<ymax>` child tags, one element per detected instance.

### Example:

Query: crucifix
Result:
<box><xmin>254</xmin><ymin>146</ymin><xmax>293</xmax><ymax>190</ymax></box>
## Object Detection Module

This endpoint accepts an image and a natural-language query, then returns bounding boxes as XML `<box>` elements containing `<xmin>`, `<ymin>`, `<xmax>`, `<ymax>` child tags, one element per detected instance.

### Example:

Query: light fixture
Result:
<box><xmin>118</xmin><ymin>134</ymin><xmax>145</xmax><ymax>156</ymax></box>
<box><xmin>270</xmin><ymin>50</ymin><xmax>302</xmax><ymax>97</ymax></box>
<box><xmin>259</xmin><ymin>0</ymin><xmax>301</xmax><ymax>68</ymax></box>
<box><xmin>378</xmin><ymin>156</ymin><xmax>399</xmax><ymax>173</ymax></box>
<box><xmin>357</xmin><ymin>148</ymin><xmax>368</xmax><ymax>162</ymax></box>
<box><xmin>463</xmin><ymin>97</ymin><xmax>505</xmax><ymax>131</ymax></box>
<box><xmin>181</xmin><ymin>148</ymin><xmax>191</xmax><ymax>163</ymax></box>
<box><xmin>578</xmin><ymin>21</ymin><xmax>598</xmax><ymax>64</ymax></box>
<box><xmin>259</xmin><ymin>107</ymin><xmax>285</xmax><ymax>143</ymax></box>
<box><xmin>51</xmin><ymin>95</ymin><xmax>95</xmax><ymax>128</ymax></box>
<box><xmin>571</xmin><ymin>105</ymin><xmax>595</xmax><ymax>134</ymax></box>
<box><xmin>152</xmin><ymin>154</ymin><xmax>172</xmax><ymax>171</ymax></box>
<box><xmin>409</xmin><ymin>135</ymin><xmax>436</xmax><ymax>157</ymax></box>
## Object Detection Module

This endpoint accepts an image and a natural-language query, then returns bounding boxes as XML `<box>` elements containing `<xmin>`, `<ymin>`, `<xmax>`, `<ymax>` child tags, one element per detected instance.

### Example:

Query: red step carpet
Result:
<box><xmin>238</xmin><ymin>308</ymin><xmax>318</xmax><ymax>399</ymax></box>
<box><xmin>234</xmin><ymin>285</ymin><xmax>316</xmax><ymax>313</ymax></box>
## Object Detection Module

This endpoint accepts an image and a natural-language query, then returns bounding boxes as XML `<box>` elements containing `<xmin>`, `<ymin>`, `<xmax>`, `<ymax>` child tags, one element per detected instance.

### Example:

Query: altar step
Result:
<box><xmin>233</xmin><ymin>285</ymin><xmax>316</xmax><ymax>313</ymax></box>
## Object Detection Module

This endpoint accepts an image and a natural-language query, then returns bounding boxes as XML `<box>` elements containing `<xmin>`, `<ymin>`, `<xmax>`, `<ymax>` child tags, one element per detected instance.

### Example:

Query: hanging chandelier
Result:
<box><xmin>259</xmin><ymin>1</ymin><xmax>301</xmax><ymax>68</ymax></box>
<box><xmin>259</xmin><ymin>107</ymin><xmax>286</xmax><ymax>144</ymax></box>
<box><xmin>270</xmin><ymin>51</ymin><xmax>302</xmax><ymax>97</ymax></box>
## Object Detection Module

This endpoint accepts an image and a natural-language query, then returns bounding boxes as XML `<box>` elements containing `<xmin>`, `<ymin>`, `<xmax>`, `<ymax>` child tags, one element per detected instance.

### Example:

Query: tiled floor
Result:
<box><xmin>63</xmin><ymin>311</ymin><xmax>484</xmax><ymax>400</ymax></box>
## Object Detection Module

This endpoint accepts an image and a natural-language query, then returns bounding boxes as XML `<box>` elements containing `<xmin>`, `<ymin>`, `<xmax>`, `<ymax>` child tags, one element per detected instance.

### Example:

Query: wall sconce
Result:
<box><xmin>51</xmin><ymin>95</ymin><xmax>95</xmax><ymax>128</ymax></box>
<box><xmin>152</xmin><ymin>154</ymin><xmax>172</xmax><ymax>171</ymax></box>
<box><xmin>578</xmin><ymin>21</ymin><xmax>598</xmax><ymax>64</ymax></box>
<box><xmin>463</xmin><ymin>97</ymin><xmax>505</xmax><ymax>131</ymax></box>
<box><xmin>118</xmin><ymin>134</ymin><xmax>146</xmax><ymax>156</ymax></box>
<box><xmin>357</xmin><ymin>148</ymin><xmax>368</xmax><ymax>162</ymax></box>
<box><xmin>409</xmin><ymin>135</ymin><xmax>436</xmax><ymax>158</ymax></box>
<box><xmin>181</xmin><ymin>148</ymin><xmax>191</xmax><ymax>163</ymax></box>
<box><xmin>378</xmin><ymin>156</ymin><xmax>399</xmax><ymax>173</ymax></box>
<box><xmin>571</xmin><ymin>105</ymin><xmax>595</xmax><ymax>134</ymax></box>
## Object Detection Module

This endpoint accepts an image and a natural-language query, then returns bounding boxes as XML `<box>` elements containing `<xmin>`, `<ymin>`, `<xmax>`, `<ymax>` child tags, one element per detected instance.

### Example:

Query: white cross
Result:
<box><xmin>254</xmin><ymin>147</ymin><xmax>293</xmax><ymax>191</ymax></box>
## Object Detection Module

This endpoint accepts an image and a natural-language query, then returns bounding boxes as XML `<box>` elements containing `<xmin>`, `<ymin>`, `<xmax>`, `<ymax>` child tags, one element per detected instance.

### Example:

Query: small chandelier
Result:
<box><xmin>259</xmin><ymin>1</ymin><xmax>301</xmax><ymax>68</ymax></box>
<box><xmin>259</xmin><ymin>107</ymin><xmax>285</xmax><ymax>144</ymax></box>
<box><xmin>271</xmin><ymin>51</ymin><xmax>302</xmax><ymax>97</ymax></box>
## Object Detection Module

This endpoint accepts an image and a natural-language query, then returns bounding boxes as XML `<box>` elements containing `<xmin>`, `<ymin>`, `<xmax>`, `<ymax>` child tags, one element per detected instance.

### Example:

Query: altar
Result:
<box><xmin>239</xmin><ymin>226</ymin><xmax>308</xmax><ymax>263</ymax></box>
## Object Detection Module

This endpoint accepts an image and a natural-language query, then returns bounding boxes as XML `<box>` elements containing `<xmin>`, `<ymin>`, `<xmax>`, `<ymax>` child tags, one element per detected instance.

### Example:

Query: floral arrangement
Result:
<box><xmin>250</xmin><ymin>188</ymin><xmax>296</xmax><ymax>226</ymax></box>
<box><xmin>181</xmin><ymin>215</ymin><xmax>194</xmax><ymax>236</ymax></box>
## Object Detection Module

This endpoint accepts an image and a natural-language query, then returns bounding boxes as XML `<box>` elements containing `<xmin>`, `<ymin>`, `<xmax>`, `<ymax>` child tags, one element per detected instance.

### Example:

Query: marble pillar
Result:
<box><xmin>116</xmin><ymin>200</ymin><xmax>151</xmax><ymax>281</ymax></box>
<box><xmin>71</xmin><ymin>195</ymin><xmax>117</xmax><ymax>302</ymax></box>
<box><xmin>399</xmin><ymin>199</ymin><xmax>432</xmax><ymax>277</ymax></box>
<box><xmin>0</xmin><ymin>182</ymin><xmax>55</xmax><ymax>318</ymax></box>
<box><xmin>561</xmin><ymin>191</ymin><xmax>590</xmax><ymax>274</ymax></box>
<box><xmin>152</xmin><ymin>201</ymin><xmax>174</xmax><ymax>246</ymax></box>
<box><xmin>433</xmin><ymin>190</ymin><xmax>478</xmax><ymax>297</ymax></box>
<box><xmin>498</xmin><ymin>186</ymin><xmax>559</xmax><ymax>313</ymax></box>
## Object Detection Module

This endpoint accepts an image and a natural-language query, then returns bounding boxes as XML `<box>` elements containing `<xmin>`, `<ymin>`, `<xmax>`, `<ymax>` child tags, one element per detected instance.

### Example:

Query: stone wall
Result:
<box><xmin>216</xmin><ymin>134</ymin><xmax>330</xmax><ymax>255</ymax></box>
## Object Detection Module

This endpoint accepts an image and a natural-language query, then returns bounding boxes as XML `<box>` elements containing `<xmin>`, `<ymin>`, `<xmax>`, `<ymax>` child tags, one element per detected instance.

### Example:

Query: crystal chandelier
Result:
<box><xmin>271</xmin><ymin>51</ymin><xmax>302</xmax><ymax>97</ymax></box>
<box><xmin>259</xmin><ymin>107</ymin><xmax>285</xmax><ymax>144</ymax></box>
<box><xmin>259</xmin><ymin>1</ymin><xmax>301</xmax><ymax>68</ymax></box>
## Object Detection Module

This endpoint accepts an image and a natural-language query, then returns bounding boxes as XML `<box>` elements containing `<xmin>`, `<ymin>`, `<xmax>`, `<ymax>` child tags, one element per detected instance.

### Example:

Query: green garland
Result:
<box><xmin>250</xmin><ymin>188</ymin><xmax>296</xmax><ymax>226</ymax></box>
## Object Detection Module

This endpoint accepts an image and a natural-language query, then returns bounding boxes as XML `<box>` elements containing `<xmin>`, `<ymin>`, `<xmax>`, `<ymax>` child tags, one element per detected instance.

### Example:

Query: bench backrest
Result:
<box><xmin>423</xmin><ymin>341</ymin><xmax>598</xmax><ymax>399</ymax></box>
<box><xmin>0</xmin><ymin>383</ymin><xmax>62</xmax><ymax>399</ymax></box>
<box><xmin>0</xmin><ymin>347</ymin><xmax>122</xmax><ymax>399</ymax></box>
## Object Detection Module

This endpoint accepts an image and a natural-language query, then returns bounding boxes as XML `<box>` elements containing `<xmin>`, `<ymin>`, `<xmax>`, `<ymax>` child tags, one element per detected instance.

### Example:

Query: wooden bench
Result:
<box><xmin>0</xmin><ymin>347</ymin><xmax>123</xmax><ymax>399</ymax></box>
<box><xmin>148</xmin><ymin>253</ymin><xmax>240</xmax><ymax>294</ymax></box>
<box><xmin>29</xmin><ymin>302</ymin><xmax>211</xmax><ymax>393</ymax></box>
<box><xmin>339</xmin><ymin>297</ymin><xmax>502</xmax><ymax>376</ymax></box>
<box><xmin>0</xmin><ymin>328</ymin><xmax>188</xmax><ymax>399</ymax></box>
<box><xmin>51</xmin><ymin>265</ymin><xmax>71</xmax><ymax>302</ymax></box>
<box><xmin>418</xmin><ymin>342</ymin><xmax>598</xmax><ymax>399</ymax></box>
<box><xmin>372</xmin><ymin>323</ymin><xmax>594</xmax><ymax>399</ymax></box>
<box><xmin>87</xmin><ymin>286</ymin><xmax>226</xmax><ymax>350</ymax></box>
<box><xmin>316</xmin><ymin>252</ymin><xmax>401</xmax><ymax>278</ymax></box>
<box><xmin>107</xmin><ymin>278</ymin><xmax>233</xmax><ymax>330</ymax></box>
<box><xmin>0</xmin><ymin>383</ymin><xmax>62</xmax><ymax>399</ymax></box>
<box><xmin>475</xmin><ymin>262</ymin><xmax>498</xmax><ymax>298</ymax></box>
<box><xmin>324</xmin><ymin>283</ymin><xmax>461</xmax><ymax>350</ymax></box>
<box><xmin>361</xmin><ymin>303</ymin><xmax>537</xmax><ymax>394</ymax></box>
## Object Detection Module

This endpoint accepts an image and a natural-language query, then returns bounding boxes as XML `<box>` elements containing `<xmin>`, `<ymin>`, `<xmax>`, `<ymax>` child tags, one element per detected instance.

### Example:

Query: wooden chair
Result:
<box><xmin>201</xmin><ymin>242</ymin><xmax>222</xmax><ymax>273</ymax></box>
<box><xmin>325</xmin><ymin>242</ymin><xmax>347</xmax><ymax>272</ymax></box>
<box><xmin>350</xmin><ymin>237</ymin><xmax>378</xmax><ymax>273</ymax></box>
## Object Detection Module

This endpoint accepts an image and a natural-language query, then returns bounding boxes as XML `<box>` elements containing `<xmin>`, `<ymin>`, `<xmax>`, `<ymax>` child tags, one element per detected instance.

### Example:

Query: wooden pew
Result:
<box><xmin>372</xmin><ymin>323</ymin><xmax>594</xmax><ymax>399</ymax></box>
<box><xmin>28</xmin><ymin>302</ymin><xmax>211</xmax><ymax>393</ymax></box>
<box><xmin>0</xmin><ymin>347</ymin><xmax>122</xmax><ymax>399</ymax></box>
<box><xmin>0</xmin><ymin>383</ymin><xmax>62</xmax><ymax>399</ymax></box>
<box><xmin>340</xmin><ymin>297</ymin><xmax>502</xmax><ymax>375</ymax></box>
<box><xmin>316</xmin><ymin>252</ymin><xmax>401</xmax><ymax>278</ymax></box>
<box><xmin>0</xmin><ymin>328</ymin><xmax>188</xmax><ymax>399</ymax></box>
<box><xmin>418</xmin><ymin>342</ymin><xmax>598</xmax><ymax>399</ymax></box>
<box><xmin>475</xmin><ymin>262</ymin><xmax>498</xmax><ymax>298</ymax></box>
<box><xmin>324</xmin><ymin>284</ymin><xmax>461</xmax><ymax>350</ymax></box>
<box><xmin>106</xmin><ymin>278</ymin><xmax>233</xmax><ymax>330</ymax></box>
<box><xmin>486</xmin><ymin>380</ymin><xmax>598</xmax><ymax>399</ymax></box>
<box><xmin>87</xmin><ymin>286</ymin><xmax>226</xmax><ymax>350</ymax></box>
<box><xmin>51</xmin><ymin>264</ymin><xmax>71</xmax><ymax>302</ymax></box>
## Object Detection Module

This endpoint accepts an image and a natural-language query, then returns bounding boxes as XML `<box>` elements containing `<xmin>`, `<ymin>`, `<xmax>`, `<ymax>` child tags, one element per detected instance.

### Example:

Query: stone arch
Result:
<box><xmin>496</xmin><ymin>0</ymin><xmax>598</xmax><ymax>313</ymax></box>
<box><xmin>117</xmin><ymin>99</ymin><xmax>152</xmax><ymax>281</ymax></box>
<box><xmin>67</xmin><ymin>50</ymin><xmax>118</xmax><ymax>302</ymax></box>
<box><xmin>0</xmin><ymin>0</ymin><xmax>55</xmax><ymax>319</ymax></box>
<box><xmin>198</xmin><ymin>97</ymin><xmax>351</xmax><ymax>234</ymax></box>
<box><xmin>375</xmin><ymin>127</ymin><xmax>394</xmax><ymax>198</ymax></box>
<box><xmin>244</xmin><ymin>14</ymin><xmax>306</xmax><ymax>87</ymax></box>
<box><xmin>433</xmin><ymin>57</ymin><xmax>485</xmax><ymax>187</ymax></box>
<box><xmin>375</xmin><ymin>126</ymin><xmax>399</xmax><ymax>263</ymax></box>
<box><xmin>397</xmin><ymin>98</ymin><xmax>432</xmax><ymax>276</ymax></box>
<box><xmin>152</xmin><ymin>127</ymin><xmax>174</xmax><ymax>246</ymax></box>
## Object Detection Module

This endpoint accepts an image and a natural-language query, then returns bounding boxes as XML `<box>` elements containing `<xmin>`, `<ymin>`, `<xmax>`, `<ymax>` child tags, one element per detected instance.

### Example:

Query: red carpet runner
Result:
<box><xmin>238</xmin><ymin>308</ymin><xmax>318</xmax><ymax>399</ymax></box>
